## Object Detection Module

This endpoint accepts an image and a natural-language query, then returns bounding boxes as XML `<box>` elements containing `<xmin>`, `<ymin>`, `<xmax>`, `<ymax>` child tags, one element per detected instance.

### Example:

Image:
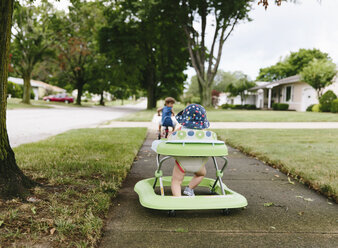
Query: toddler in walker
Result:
<box><xmin>170</xmin><ymin>104</ymin><xmax>210</xmax><ymax>197</ymax></box>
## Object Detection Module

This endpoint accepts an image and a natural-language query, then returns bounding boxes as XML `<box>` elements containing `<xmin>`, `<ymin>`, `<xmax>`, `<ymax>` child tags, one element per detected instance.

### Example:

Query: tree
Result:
<box><xmin>213</xmin><ymin>70</ymin><xmax>242</xmax><ymax>92</ymax></box>
<box><xmin>0</xmin><ymin>0</ymin><xmax>36</xmax><ymax>199</ymax></box>
<box><xmin>10</xmin><ymin>1</ymin><xmax>54</xmax><ymax>103</ymax></box>
<box><xmin>99</xmin><ymin>0</ymin><xmax>189</xmax><ymax>109</ymax></box>
<box><xmin>174</xmin><ymin>0</ymin><xmax>253</xmax><ymax>106</ymax></box>
<box><xmin>257</xmin><ymin>48</ymin><xmax>330</xmax><ymax>82</ymax></box>
<box><xmin>300</xmin><ymin>59</ymin><xmax>337</xmax><ymax>99</ymax></box>
<box><xmin>51</xmin><ymin>0</ymin><xmax>106</xmax><ymax>105</ymax></box>
<box><xmin>225</xmin><ymin>72</ymin><xmax>255</xmax><ymax>104</ymax></box>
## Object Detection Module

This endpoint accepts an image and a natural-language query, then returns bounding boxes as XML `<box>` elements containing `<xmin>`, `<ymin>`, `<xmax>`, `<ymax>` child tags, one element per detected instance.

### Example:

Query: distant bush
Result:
<box><xmin>244</xmin><ymin>104</ymin><xmax>257</xmax><ymax>110</ymax></box>
<box><xmin>319</xmin><ymin>90</ymin><xmax>337</xmax><ymax>112</ymax></box>
<box><xmin>7</xmin><ymin>81</ymin><xmax>23</xmax><ymax>98</ymax></box>
<box><xmin>312</xmin><ymin>104</ymin><xmax>321</xmax><ymax>112</ymax></box>
<box><xmin>306</xmin><ymin>104</ymin><xmax>315</xmax><ymax>112</ymax></box>
<box><xmin>30</xmin><ymin>90</ymin><xmax>35</xmax><ymax>99</ymax></box>
<box><xmin>272</xmin><ymin>103</ymin><xmax>289</xmax><ymax>111</ymax></box>
<box><xmin>182</xmin><ymin>95</ymin><xmax>201</xmax><ymax>105</ymax></box>
<box><xmin>331</xmin><ymin>99</ymin><xmax>338</xmax><ymax>113</ymax></box>
<box><xmin>221</xmin><ymin>103</ymin><xmax>234</xmax><ymax>109</ymax></box>
<box><xmin>221</xmin><ymin>104</ymin><xmax>257</xmax><ymax>110</ymax></box>
<box><xmin>233</xmin><ymin>104</ymin><xmax>244</xmax><ymax>109</ymax></box>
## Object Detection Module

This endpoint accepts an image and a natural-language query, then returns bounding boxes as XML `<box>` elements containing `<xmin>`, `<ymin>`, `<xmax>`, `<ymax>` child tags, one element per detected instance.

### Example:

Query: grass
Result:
<box><xmin>116</xmin><ymin>103</ymin><xmax>186</xmax><ymax>122</ymax></box>
<box><xmin>215</xmin><ymin>129</ymin><xmax>338</xmax><ymax>201</ymax></box>
<box><xmin>0</xmin><ymin>127</ymin><xmax>147</xmax><ymax>247</ymax></box>
<box><xmin>115</xmin><ymin>105</ymin><xmax>338</xmax><ymax>122</ymax></box>
<box><xmin>207</xmin><ymin>109</ymin><xmax>338</xmax><ymax>122</ymax></box>
<box><xmin>7</xmin><ymin>98</ymin><xmax>52</xmax><ymax>109</ymax></box>
<box><xmin>7</xmin><ymin>98</ymin><xmax>141</xmax><ymax>110</ymax></box>
<box><xmin>105</xmin><ymin>99</ymin><xmax>141</xmax><ymax>106</ymax></box>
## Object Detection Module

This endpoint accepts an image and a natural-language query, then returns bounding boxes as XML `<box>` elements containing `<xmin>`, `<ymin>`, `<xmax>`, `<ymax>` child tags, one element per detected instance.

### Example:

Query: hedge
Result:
<box><xmin>331</xmin><ymin>99</ymin><xmax>338</xmax><ymax>113</ymax></box>
<box><xmin>319</xmin><ymin>90</ymin><xmax>337</xmax><ymax>112</ymax></box>
<box><xmin>272</xmin><ymin>103</ymin><xmax>289</xmax><ymax>111</ymax></box>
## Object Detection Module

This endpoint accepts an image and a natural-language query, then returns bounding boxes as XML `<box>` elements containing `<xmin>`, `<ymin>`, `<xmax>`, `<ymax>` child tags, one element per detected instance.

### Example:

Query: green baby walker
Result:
<box><xmin>134</xmin><ymin>129</ymin><xmax>248</xmax><ymax>216</ymax></box>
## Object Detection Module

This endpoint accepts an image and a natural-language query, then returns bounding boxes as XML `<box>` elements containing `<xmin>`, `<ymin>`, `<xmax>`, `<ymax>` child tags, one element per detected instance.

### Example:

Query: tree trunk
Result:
<box><xmin>0</xmin><ymin>0</ymin><xmax>36</xmax><ymax>199</ymax></box>
<box><xmin>146</xmin><ymin>65</ymin><xmax>157</xmax><ymax>109</ymax></box>
<box><xmin>147</xmin><ymin>82</ymin><xmax>156</xmax><ymax>109</ymax></box>
<box><xmin>200</xmin><ymin>82</ymin><xmax>212</xmax><ymax>107</ymax></box>
<box><xmin>22</xmin><ymin>73</ymin><xmax>31</xmax><ymax>104</ymax></box>
<box><xmin>99</xmin><ymin>91</ymin><xmax>105</xmax><ymax>106</ymax></box>
<box><xmin>76</xmin><ymin>81</ymin><xmax>84</xmax><ymax>105</ymax></box>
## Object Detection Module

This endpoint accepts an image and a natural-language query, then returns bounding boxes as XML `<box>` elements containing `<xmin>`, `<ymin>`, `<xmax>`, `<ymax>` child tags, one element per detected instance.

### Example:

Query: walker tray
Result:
<box><xmin>152</xmin><ymin>139</ymin><xmax>228</xmax><ymax>157</ymax></box>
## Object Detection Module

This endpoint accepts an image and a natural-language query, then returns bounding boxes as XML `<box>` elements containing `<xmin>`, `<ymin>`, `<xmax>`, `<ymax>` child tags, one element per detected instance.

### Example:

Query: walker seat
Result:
<box><xmin>134</xmin><ymin>130</ymin><xmax>248</xmax><ymax>215</ymax></box>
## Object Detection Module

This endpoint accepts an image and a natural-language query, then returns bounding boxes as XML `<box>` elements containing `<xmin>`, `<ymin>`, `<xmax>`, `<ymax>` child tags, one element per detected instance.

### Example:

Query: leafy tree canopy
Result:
<box><xmin>99</xmin><ymin>0</ymin><xmax>189</xmax><ymax>109</ymax></box>
<box><xmin>10</xmin><ymin>0</ymin><xmax>55</xmax><ymax>103</ymax></box>
<box><xmin>256</xmin><ymin>48</ymin><xmax>331</xmax><ymax>82</ymax></box>
<box><xmin>300</xmin><ymin>58</ymin><xmax>337</xmax><ymax>99</ymax></box>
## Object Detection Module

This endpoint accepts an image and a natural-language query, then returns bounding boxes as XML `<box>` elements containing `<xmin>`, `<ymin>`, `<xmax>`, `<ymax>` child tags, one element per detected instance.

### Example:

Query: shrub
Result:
<box><xmin>312</xmin><ymin>104</ymin><xmax>321</xmax><ymax>112</ymax></box>
<box><xmin>306</xmin><ymin>104</ymin><xmax>315</xmax><ymax>112</ymax></box>
<box><xmin>233</xmin><ymin>104</ymin><xmax>244</xmax><ymax>109</ymax></box>
<box><xmin>331</xmin><ymin>99</ymin><xmax>338</xmax><ymax>113</ymax></box>
<box><xmin>319</xmin><ymin>90</ymin><xmax>337</xmax><ymax>112</ymax></box>
<box><xmin>278</xmin><ymin>103</ymin><xmax>289</xmax><ymax>110</ymax></box>
<box><xmin>244</xmin><ymin>104</ymin><xmax>256</xmax><ymax>110</ymax></box>
<box><xmin>272</xmin><ymin>103</ymin><xmax>289</xmax><ymax>111</ymax></box>
<box><xmin>221</xmin><ymin>104</ymin><xmax>257</xmax><ymax>110</ymax></box>
<box><xmin>7</xmin><ymin>81</ymin><xmax>23</xmax><ymax>98</ymax></box>
<box><xmin>221</xmin><ymin>103</ymin><xmax>234</xmax><ymax>109</ymax></box>
<box><xmin>272</xmin><ymin>103</ymin><xmax>278</xmax><ymax>110</ymax></box>
<box><xmin>30</xmin><ymin>90</ymin><xmax>35</xmax><ymax>99</ymax></box>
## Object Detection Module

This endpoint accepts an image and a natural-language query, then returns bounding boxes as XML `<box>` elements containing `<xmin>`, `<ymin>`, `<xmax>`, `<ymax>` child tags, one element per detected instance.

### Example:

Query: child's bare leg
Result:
<box><xmin>158</xmin><ymin>124</ymin><xmax>161</xmax><ymax>132</ymax></box>
<box><xmin>188</xmin><ymin>166</ymin><xmax>206</xmax><ymax>189</ymax></box>
<box><xmin>171</xmin><ymin>165</ymin><xmax>185</xmax><ymax>196</ymax></box>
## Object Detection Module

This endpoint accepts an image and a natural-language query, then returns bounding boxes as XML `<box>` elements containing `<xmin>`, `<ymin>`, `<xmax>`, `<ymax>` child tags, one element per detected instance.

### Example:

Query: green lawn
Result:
<box><xmin>116</xmin><ymin>107</ymin><xmax>338</xmax><ymax>122</ymax></box>
<box><xmin>116</xmin><ymin>103</ymin><xmax>186</xmax><ymax>122</ymax></box>
<box><xmin>7</xmin><ymin>98</ymin><xmax>52</xmax><ymax>109</ymax></box>
<box><xmin>208</xmin><ymin>110</ymin><xmax>338</xmax><ymax>122</ymax></box>
<box><xmin>7</xmin><ymin>98</ymin><xmax>142</xmax><ymax>110</ymax></box>
<box><xmin>215</xmin><ymin>129</ymin><xmax>338</xmax><ymax>201</ymax></box>
<box><xmin>0</xmin><ymin>128</ymin><xmax>147</xmax><ymax>247</ymax></box>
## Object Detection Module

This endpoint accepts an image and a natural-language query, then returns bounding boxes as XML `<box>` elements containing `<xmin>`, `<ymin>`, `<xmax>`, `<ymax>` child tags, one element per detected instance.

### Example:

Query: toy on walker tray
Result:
<box><xmin>134</xmin><ymin>104</ymin><xmax>247</xmax><ymax>216</ymax></box>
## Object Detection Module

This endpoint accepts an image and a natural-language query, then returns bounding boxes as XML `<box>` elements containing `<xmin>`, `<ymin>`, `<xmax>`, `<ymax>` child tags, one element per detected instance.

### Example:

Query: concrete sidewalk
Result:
<box><xmin>99</xmin><ymin>131</ymin><xmax>337</xmax><ymax>248</ymax></box>
<box><xmin>101</xmin><ymin>121</ymin><xmax>338</xmax><ymax>129</ymax></box>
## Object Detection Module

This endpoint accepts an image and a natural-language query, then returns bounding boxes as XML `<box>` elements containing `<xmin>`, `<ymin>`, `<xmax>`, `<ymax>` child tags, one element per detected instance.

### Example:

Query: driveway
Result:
<box><xmin>7</xmin><ymin>101</ymin><xmax>146</xmax><ymax>147</ymax></box>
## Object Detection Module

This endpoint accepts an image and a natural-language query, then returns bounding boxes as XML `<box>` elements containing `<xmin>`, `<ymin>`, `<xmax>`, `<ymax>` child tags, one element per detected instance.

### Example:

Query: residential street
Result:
<box><xmin>7</xmin><ymin>101</ymin><xmax>146</xmax><ymax>147</ymax></box>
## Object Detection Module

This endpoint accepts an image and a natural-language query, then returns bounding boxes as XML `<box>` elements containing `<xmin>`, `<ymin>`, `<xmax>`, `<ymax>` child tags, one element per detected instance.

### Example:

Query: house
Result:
<box><xmin>249</xmin><ymin>75</ymin><xmax>338</xmax><ymax>111</ymax></box>
<box><xmin>8</xmin><ymin>77</ymin><xmax>66</xmax><ymax>100</ymax></box>
<box><xmin>217</xmin><ymin>82</ymin><xmax>266</xmax><ymax>106</ymax></box>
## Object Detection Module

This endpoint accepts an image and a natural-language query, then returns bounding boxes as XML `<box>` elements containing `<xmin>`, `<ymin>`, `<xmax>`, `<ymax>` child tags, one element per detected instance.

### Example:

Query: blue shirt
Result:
<box><xmin>161</xmin><ymin>106</ymin><xmax>173</xmax><ymax>126</ymax></box>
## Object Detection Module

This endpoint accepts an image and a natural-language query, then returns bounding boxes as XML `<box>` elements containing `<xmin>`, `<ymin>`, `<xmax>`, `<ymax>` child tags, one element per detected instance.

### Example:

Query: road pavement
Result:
<box><xmin>99</xmin><ymin>131</ymin><xmax>338</xmax><ymax>248</ymax></box>
<box><xmin>7</xmin><ymin>101</ymin><xmax>146</xmax><ymax>147</ymax></box>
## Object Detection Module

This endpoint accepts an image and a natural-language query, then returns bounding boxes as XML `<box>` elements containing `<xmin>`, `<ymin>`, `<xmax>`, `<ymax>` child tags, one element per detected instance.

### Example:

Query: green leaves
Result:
<box><xmin>300</xmin><ymin>59</ymin><xmax>337</xmax><ymax>98</ymax></box>
<box><xmin>257</xmin><ymin>48</ymin><xmax>332</xmax><ymax>82</ymax></box>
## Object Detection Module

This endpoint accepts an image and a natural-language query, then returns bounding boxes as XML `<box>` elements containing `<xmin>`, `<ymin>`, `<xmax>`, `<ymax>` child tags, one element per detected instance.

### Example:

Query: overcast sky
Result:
<box><xmin>38</xmin><ymin>0</ymin><xmax>338</xmax><ymax>82</ymax></box>
<box><xmin>185</xmin><ymin>0</ymin><xmax>338</xmax><ymax>81</ymax></box>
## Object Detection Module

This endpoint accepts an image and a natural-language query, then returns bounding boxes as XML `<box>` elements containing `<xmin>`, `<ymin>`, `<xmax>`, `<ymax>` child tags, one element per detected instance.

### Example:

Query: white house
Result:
<box><xmin>248</xmin><ymin>75</ymin><xmax>338</xmax><ymax>111</ymax></box>
<box><xmin>8</xmin><ymin>77</ymin><xmax>66</xmax><ymax>100</ymax></box>
<box><xmin>217</xmin><ymin>82</ymin><xmax>266</xmax><ymax>106</ymax></box>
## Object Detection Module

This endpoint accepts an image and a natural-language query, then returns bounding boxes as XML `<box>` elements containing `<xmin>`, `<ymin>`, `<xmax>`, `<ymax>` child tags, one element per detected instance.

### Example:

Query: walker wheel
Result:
<box><xmin>168</xmin><ymin>210</ymin><xmax>176</xmax><ymax>217</ymax></box>
<box><xmin>222</xmin><ymin>209</ymin><xmax>230</xmax><ymax>216</ymax></box>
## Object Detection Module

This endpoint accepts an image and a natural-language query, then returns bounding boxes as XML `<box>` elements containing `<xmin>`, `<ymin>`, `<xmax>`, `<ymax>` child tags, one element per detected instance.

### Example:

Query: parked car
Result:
<box><xmin>43</xmin><ymin>94</ymin><xmax>74</xmax><ymax>104</ymax></box>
